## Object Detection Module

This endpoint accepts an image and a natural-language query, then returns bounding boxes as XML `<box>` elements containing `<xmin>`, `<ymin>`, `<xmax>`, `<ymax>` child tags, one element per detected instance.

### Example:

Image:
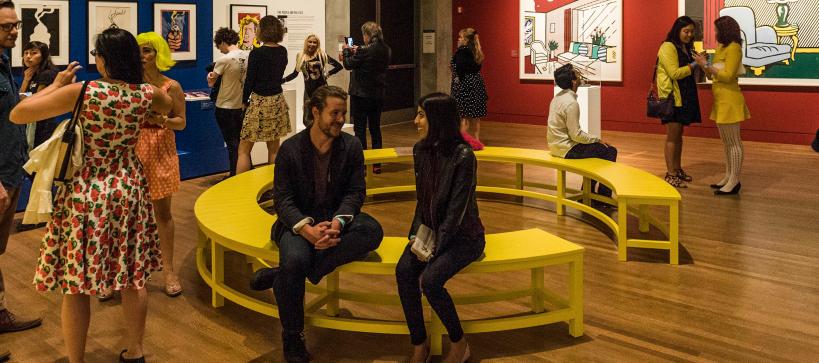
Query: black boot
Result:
<box><xmin>249</xmin><ymin>267</ymin><xmax>279</xmax><ymax>291</ymax></box>
<box><xmin>282</xmin><ymin>331</ymin><xmax>310</xmax><ymax>363</ymax></box>
<box><xmin>812</xmin><ymin>129</ymin><xmax>819</xmax><ymax>153</ymax></box>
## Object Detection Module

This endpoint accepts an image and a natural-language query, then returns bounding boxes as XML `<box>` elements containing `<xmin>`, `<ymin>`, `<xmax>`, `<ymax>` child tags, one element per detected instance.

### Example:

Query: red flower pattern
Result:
<box><xmin>34</xmin><ymin>82</ymin><xmax>163</xmax><ymax>295</ymax></box>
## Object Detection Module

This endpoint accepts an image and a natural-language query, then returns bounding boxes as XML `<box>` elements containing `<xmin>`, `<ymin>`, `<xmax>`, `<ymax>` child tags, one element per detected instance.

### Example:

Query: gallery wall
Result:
<box><xmin>452</xmin><ymin>0</ymin><xmax>819</xmax><ymax>145</ymax></box>
<box><xmin>12</xmin><ymin>0</ymin><xmax>213</xmax><ymax>91</ymax></box>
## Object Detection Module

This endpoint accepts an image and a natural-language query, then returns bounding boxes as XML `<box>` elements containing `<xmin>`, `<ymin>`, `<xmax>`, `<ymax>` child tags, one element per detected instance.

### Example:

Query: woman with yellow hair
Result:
<box><xmin>282</xmin><ymin>34</ymin><xmax>343</xmax><ymax>126</ymax></box>
<box><xmin>134</xmin><ymin>31</ymin><xmax>187</xmax><ymax>297</ymax></box>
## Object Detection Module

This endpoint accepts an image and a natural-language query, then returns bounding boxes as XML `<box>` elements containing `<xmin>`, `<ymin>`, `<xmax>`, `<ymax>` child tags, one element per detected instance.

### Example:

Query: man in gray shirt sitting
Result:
<box><xmin>547</xmin><ymin>64</ymin><xmax>617</xmax><ymax>199</ymax></box>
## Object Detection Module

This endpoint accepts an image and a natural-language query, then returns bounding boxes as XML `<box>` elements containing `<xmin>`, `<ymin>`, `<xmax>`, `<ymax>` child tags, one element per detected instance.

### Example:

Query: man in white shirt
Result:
<box><xmin>547</xmin><ymin>64</ymin><xmax>617</xmax><ymax>198</ymax></box>
<box><xmin>208</xmin><ymin>28</ymin><xmax>248</xmax><ymax>176</ymax></box>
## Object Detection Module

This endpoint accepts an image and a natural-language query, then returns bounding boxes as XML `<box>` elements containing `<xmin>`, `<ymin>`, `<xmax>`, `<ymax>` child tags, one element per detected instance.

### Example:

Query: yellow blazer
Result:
<box><xmin>656</xmin><ymin>42</ymin><xmax>692</xmax><ymax>107</ymax></box>
<box><xmin>710</xmin><ymin>42</ymin><xmax>750</xmax><ymax>124</ymax></box>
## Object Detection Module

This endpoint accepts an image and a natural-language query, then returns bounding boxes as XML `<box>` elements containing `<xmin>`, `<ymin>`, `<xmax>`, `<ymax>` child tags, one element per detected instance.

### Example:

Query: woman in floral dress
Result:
<box><xmin>10</xmin><ymin>28</ymin><xmax>173</xmax><ymax>363</ymax></box>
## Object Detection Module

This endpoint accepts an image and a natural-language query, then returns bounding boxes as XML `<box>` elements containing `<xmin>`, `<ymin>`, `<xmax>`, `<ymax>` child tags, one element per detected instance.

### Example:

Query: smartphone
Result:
<box><xmin>345</xmin><ymin>37</ymin><xmax>354</xmax><ymax>47</ymax></box>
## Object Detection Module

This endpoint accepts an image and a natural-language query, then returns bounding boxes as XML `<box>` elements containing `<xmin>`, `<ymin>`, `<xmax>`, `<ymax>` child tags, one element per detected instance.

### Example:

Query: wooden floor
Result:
<box><xmin>2</xmin><ymin>121</ymin><xmax>819</xmax><ymax>362</ymax></box>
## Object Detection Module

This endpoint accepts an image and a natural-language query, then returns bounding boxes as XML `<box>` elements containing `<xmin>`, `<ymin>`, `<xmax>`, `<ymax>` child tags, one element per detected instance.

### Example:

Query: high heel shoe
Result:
<box><xmin>714</xmin><ymin>182</ymin><xmax>741</xmax><ymax>195</ymax></box>
<box><xmin>119</xmin><ymin>350</ymin><xmax>145</xmax><ymax>363</ymax></box>
<box><xmin>709</xmin><ymin>183</ymin><xmax>725</xmax><ymax>189</ymax></box>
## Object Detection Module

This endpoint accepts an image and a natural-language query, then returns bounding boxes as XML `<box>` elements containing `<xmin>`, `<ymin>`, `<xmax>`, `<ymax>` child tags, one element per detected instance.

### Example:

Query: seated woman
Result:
<box><xmin>396</xmin><ymin>92</ymin><xmax>485</xmax><ymax>363</ymax></box>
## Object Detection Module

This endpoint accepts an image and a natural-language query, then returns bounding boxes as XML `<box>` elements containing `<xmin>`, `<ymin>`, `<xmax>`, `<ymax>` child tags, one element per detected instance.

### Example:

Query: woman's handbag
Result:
<box><xmin>647</xmin><ymin>58</ymin><xmax>674</xmax><ymax>119</ymax></box>
<box><xmin>54</xmin><ymin>81</ymin><xmax>89</xmax><ymax>183</ymax></box>
<box><xmin>411</xmin><ymin>223</ymin><xmax>436</xmax><ymax>262</ymax></box>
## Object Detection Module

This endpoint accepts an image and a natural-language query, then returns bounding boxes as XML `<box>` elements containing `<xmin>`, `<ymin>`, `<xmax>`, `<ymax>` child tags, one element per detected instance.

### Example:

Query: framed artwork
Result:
<box><xmin>679</xmin><ymin>0</ymin><xmax>819</xmax><ymax>86</ymax></box>
<box><xmin>519</xmin><ymin>0</ymin><xmax>623</xmax><ymax>81</ymax></box>
<box><xmin>230</xmin><ymin>5</ymin><xmax>266</xmax><ymax>51</ymax></box>
<box><xmin>88</xmin><ymin>1</ymin><xmax>138</xmax><ymax>65</ymax></box>
<box><xmin>154</xmin><ymin>3</ymin><xmax>197</xmax><ymax>61</ymax></box>
<box><xmin>12</xmin><ymin>0</ymin><xmax>69</xmax><ymax>67</ymax></box>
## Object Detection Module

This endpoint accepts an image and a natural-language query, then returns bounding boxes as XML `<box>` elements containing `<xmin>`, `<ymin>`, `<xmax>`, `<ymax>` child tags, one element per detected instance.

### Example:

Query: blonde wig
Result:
<box><xmin>136</xmin><ymin>31</ymin><xmax>176</xmax><ymax>71</ymax></box>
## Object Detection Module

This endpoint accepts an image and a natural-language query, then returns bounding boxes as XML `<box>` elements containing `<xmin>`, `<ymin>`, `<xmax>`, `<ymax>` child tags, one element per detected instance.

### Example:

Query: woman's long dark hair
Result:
<box><xmin>22</xmin><ymin>41</ymin><xmax>56</xmax><ymax>77</ymax></box>
<box><xmin>665</xmin><ymin>16</ymin><xmax>697</xmax><ymax>53</ymax></box>
<box><xmin>715</xmin><ymin>16</ymin><xmax>743</xmax><ymax>46</ymax></box>
<box><xmin>417</xmin><ymin>92</ymin><xmax>465</xmax><ymax>155</ymax></box>
<box><xmin>95</xmin><ymin>28</ymin><xmax>143</xmax><ymax>84</ymax></box>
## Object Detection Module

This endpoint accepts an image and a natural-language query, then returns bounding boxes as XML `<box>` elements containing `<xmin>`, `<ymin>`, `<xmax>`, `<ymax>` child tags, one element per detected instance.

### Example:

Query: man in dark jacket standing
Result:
<box><xmin>250</xmin><ymin>85</ymin><xmax>383</xmax><ymax>363</ymax></box>
<box><xmin>0</xmin><ymin>2</ymin><xmax>43</xmax><ymax>360</ymax></box>
<box><xmin>343</xmin><ymin>21</ymin><xmax>391</xmax><ymax>174</ymax></box>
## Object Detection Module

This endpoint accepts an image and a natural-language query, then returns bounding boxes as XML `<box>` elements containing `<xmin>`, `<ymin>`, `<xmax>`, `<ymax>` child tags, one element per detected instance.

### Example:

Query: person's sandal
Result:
<box><xmin>119</xmin><ymin>349</ymin><xmax>145</xmax><ymax>363</ymax></box>
<box><xmin>664</xmin><ymin>173</ymin><xmax>687</xmax><ymax>188</ymax></box>
<box><xmin>96</xmin><ymin>287</ymin><xmax>114</xmax><ymax>302</ymax></box>
<box><xmin>676</xmin><ymin>169</ymin><xmax>693</xmax><ymax>182</ymax></box>
<box><xmin>164</xmin><ymin>277</ymin><xmax>183</xmax><ymax>298</ymax></box>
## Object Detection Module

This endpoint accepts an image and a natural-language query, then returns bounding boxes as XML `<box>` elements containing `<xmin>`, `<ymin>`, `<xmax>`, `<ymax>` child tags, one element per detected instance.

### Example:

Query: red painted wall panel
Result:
<box><xmin>452</xmin><ymin>0</ymin><xmax>819</xmax><ymax>144</ymax></box>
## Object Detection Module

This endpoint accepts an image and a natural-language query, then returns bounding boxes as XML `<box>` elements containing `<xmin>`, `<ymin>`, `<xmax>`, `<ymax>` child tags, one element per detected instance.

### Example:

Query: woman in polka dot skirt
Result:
<box><xmin>451</xmin><ymin>27</ymin><xmax>488</xmax><ymax>143</ymax></box>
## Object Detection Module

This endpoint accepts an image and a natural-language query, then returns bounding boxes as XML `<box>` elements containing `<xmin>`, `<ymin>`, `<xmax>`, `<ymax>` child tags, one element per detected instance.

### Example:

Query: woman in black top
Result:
<box><xmin>656</xmin><ymin>16</ymin><xmax>703</xmax><ymax>188</ymax></box>
<box><xmin>238</xmin><ymin>15</ymin><xmax>291</xmax><ymax>174</ymax></box>
<box><xmin>283</xmin><ymin>34</ymin><xmax>343</xmax><ymax>126</ymax></box>
<box><xmin>451</xmin><ymin>28</ymin><xmax>488</xmax><ymax>143</ymax></box>
<box><xmin>20</xmin><ymin>41</ymin><xmax>59</xmax><ymax>148</ymax></box>
<box><xmin>396</xmin><ymin>93</ymin><xmax>485</xmax><ymax>363</ymax></box>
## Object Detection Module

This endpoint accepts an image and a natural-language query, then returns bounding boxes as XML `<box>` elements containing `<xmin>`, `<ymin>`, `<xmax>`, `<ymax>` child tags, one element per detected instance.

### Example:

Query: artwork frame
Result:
<box><xmin>88</xmin><ymin>1</ymin><xmax>138</xmax><ymax>65</ymax></box>
<box><xmin>519</xmin><ymin>0</ymin><xmax>623</xmax><ymax>82</ymax></box>
<box><xmin>153</xmin><ymin>2</ymin><xmax>197</xmax><ymax>61</ymax></box>
<box><xmin>230</xmin><ymin>4</ymin><xmax>267</xmax><ymax>51</ymax></box>
<box><xmin>12</xmin><ymin>0</ymin><xmax>69</xmax><ymax>67</ymax></box>
<box><xmin>678</xmin><ymin>0</ymin><xmax>819</xmax><ymax>87</ymax></box>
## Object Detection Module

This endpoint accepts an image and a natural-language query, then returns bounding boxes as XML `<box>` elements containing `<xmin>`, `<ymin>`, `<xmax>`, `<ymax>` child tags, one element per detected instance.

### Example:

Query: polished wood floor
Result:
<box><xmin>2</xmin><ymin>121</ymin><xmax>818</xmax><ymax>362</ymax></box>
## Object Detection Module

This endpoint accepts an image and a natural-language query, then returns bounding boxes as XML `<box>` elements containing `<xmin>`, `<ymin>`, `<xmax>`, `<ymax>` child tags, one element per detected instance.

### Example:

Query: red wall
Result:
<box><xmin>452</xmin><ymin>0</ymin><xmax>819</xmax><ymax>145</ymax></box>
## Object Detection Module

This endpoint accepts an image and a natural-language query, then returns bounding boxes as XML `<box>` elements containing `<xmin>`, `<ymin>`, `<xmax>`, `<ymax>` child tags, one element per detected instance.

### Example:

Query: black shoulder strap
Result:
<box><xmin>68</xmin><ymin>80</ymin><xmax>90</xmax><ymax>129</ymax></box>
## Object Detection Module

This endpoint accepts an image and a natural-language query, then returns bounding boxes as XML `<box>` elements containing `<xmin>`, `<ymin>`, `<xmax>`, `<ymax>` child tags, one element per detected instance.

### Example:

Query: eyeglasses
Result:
<box><xmin>90</xmin><ymin>49</ymin><xmax>100</xmax><ymax>57</ymax></box>
<box><xmin>0</xmin><ymin>21</ymin><xmax>22</xmax><ymax>32</ymax></box>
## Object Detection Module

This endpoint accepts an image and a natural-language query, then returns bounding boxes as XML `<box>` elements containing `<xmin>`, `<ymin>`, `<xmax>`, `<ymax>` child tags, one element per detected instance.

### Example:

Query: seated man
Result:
<box><xmin>547</xmin><ymin>63</ymin><xmax>617</xmax><ymax>199</ymax></box>
<box><xmin>250</xmin><ymin>85</ymin><xmax>383</xmax><ymax>363</ymax></box>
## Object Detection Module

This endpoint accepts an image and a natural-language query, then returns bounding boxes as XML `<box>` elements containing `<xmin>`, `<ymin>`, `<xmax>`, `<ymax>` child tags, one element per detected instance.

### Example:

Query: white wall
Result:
<box><xmin>212</xmin><ymin>0</ymin><xmax>342</xmax><ymax>164</ymax></box>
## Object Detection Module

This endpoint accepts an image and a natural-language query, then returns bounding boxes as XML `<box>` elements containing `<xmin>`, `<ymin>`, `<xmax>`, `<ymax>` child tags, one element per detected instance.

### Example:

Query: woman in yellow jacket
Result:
<box><xmin>656</xmin><ymin>16</ymin><xmax>702</xmax><ymax>188</ymax></box>
<box><xmin>694</xmin><ymin>16</ymin><xmax>750</xmax><ymax>195</ymax></box>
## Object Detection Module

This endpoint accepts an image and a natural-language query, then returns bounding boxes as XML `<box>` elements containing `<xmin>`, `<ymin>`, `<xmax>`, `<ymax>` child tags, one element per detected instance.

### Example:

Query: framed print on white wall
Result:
<box><xmin>88</xmin><ymin>1</ymin><xmax>138</xmax><ymax>65</ymax></box>
<box><xmin>12</xmin><ymin>0</ymin><xmax>69</xmax><ymax>67</ymax></box>
<box><xmin>154</xmin><ymin>3</ymin><xmax>198</xmax><ymax>61</ymax></box>
<box><xmin>230</xmin><ymin>4</ymin><xmax>267</xmax><ymax>51</ymax></box>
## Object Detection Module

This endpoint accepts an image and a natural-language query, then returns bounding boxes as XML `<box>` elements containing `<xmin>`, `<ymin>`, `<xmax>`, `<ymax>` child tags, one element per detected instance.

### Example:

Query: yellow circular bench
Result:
<box><xmin>194</xmin><ymin>146</ymin><xmax>679</xmax><ymax>355</ymax></box>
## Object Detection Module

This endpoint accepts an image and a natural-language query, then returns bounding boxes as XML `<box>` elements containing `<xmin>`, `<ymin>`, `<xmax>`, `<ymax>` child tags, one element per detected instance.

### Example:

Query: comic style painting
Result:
<box><xmin>12</xmin><ymin>0</ymin><xmax>69</xmax><ymax>67</ymax></box>
<box><xmin>520</xmin><ymin>0</ymin><xmax>623</xmax><ymax>81</ymax></box>
<box><xmin>230</xmin><ymin>5</ymin><xmax>267</xmax><ymax>50</ymax></box>
<box><xmin>154</xmin><ymin>3</ymin><xmax>197</xmax><ymax>61</ymax></box>
<box><xmin>680</xmin><ymin>0</ymin><xmax>819</xmax><ymax>86</ymax></box>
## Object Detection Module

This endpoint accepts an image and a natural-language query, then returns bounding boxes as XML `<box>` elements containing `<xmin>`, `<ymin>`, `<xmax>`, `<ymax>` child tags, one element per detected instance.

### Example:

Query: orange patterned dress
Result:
<box><xmin>136</xmin><ymin>79</ymin><xmax>180</xmax><ymax>200</ymax></box>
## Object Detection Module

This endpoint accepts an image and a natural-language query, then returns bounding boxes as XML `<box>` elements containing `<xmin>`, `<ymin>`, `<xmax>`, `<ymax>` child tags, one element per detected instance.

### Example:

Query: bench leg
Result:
<box><xmin>430</xmin><ymin>312</ymin><xmax>443</xmax><ymax>356</ymax></box>
<box><xmin>325</xmin><ymin>272</ymin><xmax>340</xmax><ymax>316</ymax></box>
<box><xmin>556</xmin><ymin>170</ymin><xmax>566</xmax><ymax>216</ymax></box>
<box><xmin>531</xmin><ymin>267</ymin><xmax>545</xmax><ymax>313</ymax></box>
<box><xmin>568</xmin><ymin>257</ymin><xmax>584</xmax><ymax>337</ymax></box>
<box><xmin>638</xmin><ymin>204</ymin><xmax>650</xmax><ymax>233</ymax></box>
<box><xmin>211</xmin><ymin>240</ymin><xmax>225</xmax><ymax>308</ymax></box>
<box><xmin>617</xmin><ymin>200</ymin><xmax>628</xmax><ymax>262</ymax></box>
<box><xmin>515</xmin><ymin>163</ymin><xmax>524</xmax><ymax>190</ymax></box>
<box><xmin>582</xmin><ymin>178</ymin><xmax>592</xmax><ymax>206</ymax></box>
<box><xmin>670</xmin><ymin>202</ymin><xmax>679</xmax><ymax>265</ymax></box>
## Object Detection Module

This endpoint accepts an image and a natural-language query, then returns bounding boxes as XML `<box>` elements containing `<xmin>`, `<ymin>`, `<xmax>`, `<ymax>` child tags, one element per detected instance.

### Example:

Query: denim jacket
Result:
<box><xmin>0</xmin><ymin>54</ymin><xmax>26</xmax><ymax>188</ymax></box>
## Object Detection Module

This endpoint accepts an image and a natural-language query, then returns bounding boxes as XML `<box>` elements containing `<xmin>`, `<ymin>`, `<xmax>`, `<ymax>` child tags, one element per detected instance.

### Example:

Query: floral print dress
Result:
<box><xmin>34</xmin><ymin>81</ymin><xmax>163</xmax><ymax>295</ymax></box>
